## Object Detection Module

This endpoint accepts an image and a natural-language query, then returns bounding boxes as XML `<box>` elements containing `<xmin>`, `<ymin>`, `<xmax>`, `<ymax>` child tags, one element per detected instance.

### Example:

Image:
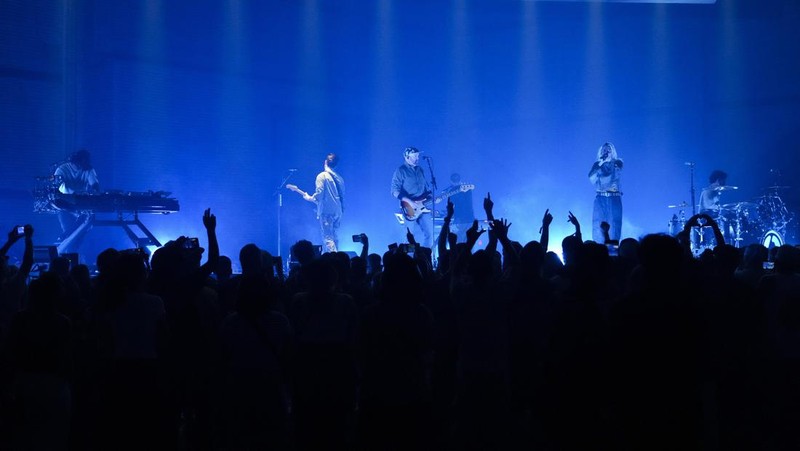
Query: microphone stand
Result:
<box><xmin>688</xmin><ymin>162</ymin><xmax>696</xmax><ymax>215</ymax></box>
<box><xmin>273</xmin><ymin>169</ymin><xmax>296</xmax><ymax>260</ymax></box>
<box><xmin>425</xmin><ymin>157</ymin><xmax>438</xmax><ymax>265</ymax></box>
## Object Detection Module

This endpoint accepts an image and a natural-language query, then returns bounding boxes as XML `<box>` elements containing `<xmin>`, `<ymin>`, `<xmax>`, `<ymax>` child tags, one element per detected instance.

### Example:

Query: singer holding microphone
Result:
<box><xmin>588</xmin><ymin>142</ymin><xmax>624</xmax><ymax>244</ymax></box>
<box><xmin>391</xmin><ymin>146</ymin><xmax>434</xmax><ymax>248</ymax></box>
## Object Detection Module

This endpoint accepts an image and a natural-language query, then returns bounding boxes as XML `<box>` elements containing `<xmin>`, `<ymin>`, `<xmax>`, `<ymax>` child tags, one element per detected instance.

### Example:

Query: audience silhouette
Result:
<box><xmin>1</xmin><ymin>200</ymin><xmax>800</xmax><ymax>450</ymax></box>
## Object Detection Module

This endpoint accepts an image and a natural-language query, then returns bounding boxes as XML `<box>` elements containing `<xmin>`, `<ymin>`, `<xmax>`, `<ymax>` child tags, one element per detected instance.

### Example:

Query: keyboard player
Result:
<box><xmin>53</xmin><ymin>149</ymin><xmax>100</xmax><ymax>242</ymax></box>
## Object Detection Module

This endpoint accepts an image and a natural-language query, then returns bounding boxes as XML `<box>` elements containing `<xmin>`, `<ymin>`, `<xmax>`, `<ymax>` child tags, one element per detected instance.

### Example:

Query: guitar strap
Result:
<box><xmin>330</xmin><ymin>170</ymin><xmax>344</xmax><ymax>210</ymax></box>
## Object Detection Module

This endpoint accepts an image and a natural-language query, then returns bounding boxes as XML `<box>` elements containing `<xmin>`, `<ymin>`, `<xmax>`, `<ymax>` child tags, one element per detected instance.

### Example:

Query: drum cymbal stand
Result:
<box><xmin>730</xmin><ymin>207</ymin><xmax>745</xmax><ymax>248</ymax></box>
<box><xmin>686</xmin><ymin>162</ymin><xmax>697</xmax><ymax>214</ymax></box>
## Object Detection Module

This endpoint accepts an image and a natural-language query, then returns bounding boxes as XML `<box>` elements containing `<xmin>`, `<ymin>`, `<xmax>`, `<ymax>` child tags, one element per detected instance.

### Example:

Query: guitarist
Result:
<box><xmin>289</xmin><ymin>153</ymin><xmax>345</xmax><ymax>253</ymax></box>
<box><xmin>391</xmin><ymin>147</ymin><xmax>433</xmax><ymax>248</ymax></box>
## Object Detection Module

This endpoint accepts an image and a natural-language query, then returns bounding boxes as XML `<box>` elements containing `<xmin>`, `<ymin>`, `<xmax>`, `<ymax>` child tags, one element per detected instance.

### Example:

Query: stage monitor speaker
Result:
<box><xmin>61</xmin><ymin>252</ymin><xmax>80</xmax><ymax>268</ymax></box>
<box><xmin>33</xmin><ymin>245</ymin><xmax>58</xmax><ymax>264</ymax></box>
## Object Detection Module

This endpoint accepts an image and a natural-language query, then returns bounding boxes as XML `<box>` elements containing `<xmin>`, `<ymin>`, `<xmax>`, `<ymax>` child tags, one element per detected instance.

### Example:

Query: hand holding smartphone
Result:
<box><xmin>183</xmin><ymin>237</ymin><xmax>200</xmax><ymax>249</ymax></box>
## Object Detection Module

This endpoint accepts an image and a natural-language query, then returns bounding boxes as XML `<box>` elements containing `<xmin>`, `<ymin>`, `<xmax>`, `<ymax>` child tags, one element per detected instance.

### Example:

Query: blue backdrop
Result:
<box><xmin>2</xmin><ymin>0</ymin><xmax>799</xmax><ymax>268</ymax></box>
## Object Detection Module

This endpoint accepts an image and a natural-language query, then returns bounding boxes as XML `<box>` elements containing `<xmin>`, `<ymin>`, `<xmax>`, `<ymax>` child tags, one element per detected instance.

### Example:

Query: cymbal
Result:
<box><xmin>667</xmin><ymin>202</ymin><xmax>688</xmax><ymax>208</ymax></box>
<box><xmin>712</xmin><ymin>185</ymin><xmax>738</xmax><ymax>191</ymax></box>
<box><xmin>763</xmin><ymin>185</ymin><xmax>790</xmax><ymax>190</ymax></box>
<box><xmin>720</xmin><ymin>202</ymin><xmax>757</xmax><ymax>210</ymax></box>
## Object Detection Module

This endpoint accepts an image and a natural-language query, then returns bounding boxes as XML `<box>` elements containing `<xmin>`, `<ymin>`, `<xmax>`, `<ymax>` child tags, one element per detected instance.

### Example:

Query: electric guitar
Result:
<box><xmin>286</xmin><ymin>184</ymin><xmax>311</xmax><ymax>199</ymax></box>
<box><xmin>400</xmin><ymin>184</ymin><xmax>475</xmax><ymax>221</ymax></box>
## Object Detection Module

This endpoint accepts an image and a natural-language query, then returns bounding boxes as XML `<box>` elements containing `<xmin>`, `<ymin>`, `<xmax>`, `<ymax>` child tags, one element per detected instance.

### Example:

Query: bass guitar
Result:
<box><xmin>400</xmin><ymin>184</ymin><xmax>475</xmax><ymax>221</ymax></box>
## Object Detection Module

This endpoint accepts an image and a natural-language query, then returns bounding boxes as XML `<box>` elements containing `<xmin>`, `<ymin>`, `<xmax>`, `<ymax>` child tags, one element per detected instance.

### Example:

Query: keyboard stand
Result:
<box><xmin>56</xmin><ymin>211</ymin><xmax>163</xmax><ymax>255</ymax></box>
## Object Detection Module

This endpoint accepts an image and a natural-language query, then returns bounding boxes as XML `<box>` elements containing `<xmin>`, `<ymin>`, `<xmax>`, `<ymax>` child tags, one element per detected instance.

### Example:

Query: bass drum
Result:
<box><xmin>667</xmin><ymin>216</ymin><xmax>685</xmax><ymax>237</ymax></box>
<box><xmin>761</xmin><ymin>229</ymin><xmax>784</xmax><ymax>249</ymax></box>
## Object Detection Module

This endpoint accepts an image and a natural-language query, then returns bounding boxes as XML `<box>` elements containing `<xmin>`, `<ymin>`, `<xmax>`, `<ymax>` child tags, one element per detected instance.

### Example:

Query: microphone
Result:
<box><xmin>684</xmin><ymin>162</ymin><xmax>695</xmax><ymax>166</ymax></box>
<box><xmin>288</xmin><ymin>168</ymin><xmax>298</xmax><ymax>172</ymax></box>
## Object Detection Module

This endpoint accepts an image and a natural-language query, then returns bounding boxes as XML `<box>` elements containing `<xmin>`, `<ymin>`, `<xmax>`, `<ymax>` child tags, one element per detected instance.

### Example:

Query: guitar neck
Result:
<box><xmin>286</xmin><ymin>184</ymin><xmax>309</xmax><ymax>197</ymax></box>
<box><xmin>436</xmin><ymin>184</ymin><xmax>474</xmax><ymax>202</ymax></box>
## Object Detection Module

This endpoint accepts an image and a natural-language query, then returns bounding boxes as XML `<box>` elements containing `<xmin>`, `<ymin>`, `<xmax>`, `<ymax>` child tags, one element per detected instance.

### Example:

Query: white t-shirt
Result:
<box><xmin>54</xmin><ymin>162</ymin><xmax>99</xmax><ymax>194</ymax></box>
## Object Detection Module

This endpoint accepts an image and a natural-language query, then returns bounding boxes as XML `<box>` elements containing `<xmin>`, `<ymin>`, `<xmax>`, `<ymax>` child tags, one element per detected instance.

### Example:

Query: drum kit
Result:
<box><xmin>668</xmin><ymin>184</ymin><xmax>795</xmax><ymax>253</ymax></box>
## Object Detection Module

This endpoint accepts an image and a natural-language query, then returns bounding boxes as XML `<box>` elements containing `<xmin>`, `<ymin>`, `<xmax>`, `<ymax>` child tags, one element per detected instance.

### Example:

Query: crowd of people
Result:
<box><xmin>2</xmin><ymin>192</ymin><xmax>800</xmax><ymax>451</ymax></box>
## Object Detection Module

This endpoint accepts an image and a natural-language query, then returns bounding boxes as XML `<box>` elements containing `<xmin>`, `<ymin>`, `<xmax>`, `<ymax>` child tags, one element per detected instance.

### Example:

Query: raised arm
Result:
<box><xmin>359</xmin><ymin>233</ymin><xmax>369</xmax><ymax>260</ymax></box>
<box><xmin>485</xmin><ymin>199</ymin><xmax>498</xmax><ymax>255</ymax></box>
<box><xmin>406</xmin><ymin>227</ymin><xmax>418</xmax><ymax>246</ymax></box>
<box><xmin>568</xmin><ymin>211</ymin><xmax>582</xmax><ymax>242</ymax></box>
<box><xmin>600</xmin><ymin>221</ymin><xmax>612</xmax><ymax>245</ymax></box>
<box><xmin>1</xmin><ymin>225</ymin><xmax>34</xmax><ymax>286</ymax></box>
<box><xmin>485</xmin><ymin>227</ymin><xmax>498</xmax><ymax>256</ymax></box>
<box><xmin>19</xmin><ymin>225</ymin><xmax>34</xmax><ymax>279</ymax></box>
<box><xmin>483</xmin><ymin>192</ymin><xmax>495</xmax><ymax>222</ymax></box>
<box><xmin>540</xmin><ymin>208</ymin><xmax>553</xmax><ymax>252</ymax></box>
<box><xmin>491</xmin><ymin>218</ymin><xmax>518</xmax><ymax>269</ymax></box>
<box><xmin>438</xmin><ymin>199</ymin><xmax>454</xmax><ymax>258</ymax></box>
<box><xmin>465</xmin><ymin>219</ymin><xmax>486</xmax><ymax>254</ymax></box>
<box><xmin>0</xmin><ymin>226</ymin><xmax>21</xmax><ymax>257</ymax></box>
<box><xmin>200</xmin><ymin>208</ymin><xmax>219</xmax><ymax>276</ymax></box>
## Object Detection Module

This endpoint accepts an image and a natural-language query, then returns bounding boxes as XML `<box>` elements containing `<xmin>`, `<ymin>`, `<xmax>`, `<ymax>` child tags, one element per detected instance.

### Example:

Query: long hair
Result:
<box><xmin>709</xmin><ymin>170</ymin><xmax>727</xmax><ymax>184</ymax></box>
<box><xmin>596</xmin><ymin>142</ymin><xmax>619</xmax><ymax>161</ymax></box>
<box><xmin>69</xmin><ymin>149</ymin><xmax>92</xmax><ymax>169</ymax></box>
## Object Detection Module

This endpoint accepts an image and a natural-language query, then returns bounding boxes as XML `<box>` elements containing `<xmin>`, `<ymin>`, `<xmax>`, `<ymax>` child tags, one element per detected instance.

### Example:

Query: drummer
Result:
<box><xmin>698</xmin><ymin>169</ymin><xmax>731</xmax><ymax>216</ymax></box>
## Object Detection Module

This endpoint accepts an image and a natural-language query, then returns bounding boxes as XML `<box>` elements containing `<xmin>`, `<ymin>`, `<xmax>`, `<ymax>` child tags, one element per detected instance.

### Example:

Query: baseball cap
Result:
<box><xmin>403</xmin><ymin>147</ymin><xmax>421</xmax><ymax>157</ymax></box>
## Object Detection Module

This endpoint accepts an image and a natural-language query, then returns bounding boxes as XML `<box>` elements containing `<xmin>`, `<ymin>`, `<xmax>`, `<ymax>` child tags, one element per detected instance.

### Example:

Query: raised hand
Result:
<box><xmin>203</xmin><ymin>208</ymin><xmax>217</xmax><ymax>231</ymax></box>
<box><xmin>483</xmin><ymin>192</ymin><xmax>494</xmax><ymax>221</ymax></box>
<box><xmin>446</xmin><ymin>199</ymin><xmax>454</xmax><ymax>221</ymax></box>
<box><xmin>7</xmin><ymin>226</ymin><xmax>21</xmax><ymax>244</ymax></box>
<box><xmin>448</xmin><ymin>232</ymin><xmax>457</xmax><ymax>249</ymax></box>
<box><xmin>600</xmin><ymin>221</ymin><xmax>612</xmax><ymax>244</ymax></box>
<box><xmin>542</xmin><ymin>209</ymin><xmax>553</xmax><ymax>230</ymax></box>
<box><xmin>568</xmin><ymin>211</ymin><xmax>580</xmax><ymax>229</ymax></box>
<box><xmin>466</xmin><ymin>219</ymin><xmax>486</xmax><ymax>243</ymax></box>
<box><xmin>491</xmin><ymin>218</ymin><xmax>512</xmax><ymax>242</ymax></box>
<box><xmin>406</xmin><ymin>227</ymin><xmax>417</xmax><ymax>245</ymax></box>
